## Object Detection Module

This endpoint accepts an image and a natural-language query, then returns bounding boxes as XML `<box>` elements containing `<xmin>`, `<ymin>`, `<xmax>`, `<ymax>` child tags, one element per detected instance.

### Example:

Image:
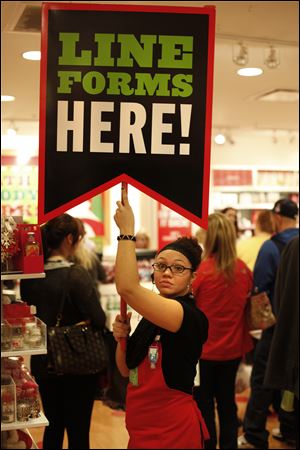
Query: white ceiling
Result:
<box><xmin>1</xmin><ymin>1</ymin><xmax>299</xmax><ymax>139</ymax></box>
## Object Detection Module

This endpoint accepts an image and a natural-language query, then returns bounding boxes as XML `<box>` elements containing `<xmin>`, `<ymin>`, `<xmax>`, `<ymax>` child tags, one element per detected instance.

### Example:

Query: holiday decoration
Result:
<box><xmin>1</xmin><ymin>216</ymin><xmax>19</xmax><ymax>271</ymax></box>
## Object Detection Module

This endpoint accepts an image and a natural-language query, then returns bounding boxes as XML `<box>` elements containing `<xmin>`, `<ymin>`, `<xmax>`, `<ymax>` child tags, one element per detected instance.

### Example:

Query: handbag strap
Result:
<box><xmin>55</xmin><ymin>267</ymin><xmax>72</xmax><ymax>326</ymax></box>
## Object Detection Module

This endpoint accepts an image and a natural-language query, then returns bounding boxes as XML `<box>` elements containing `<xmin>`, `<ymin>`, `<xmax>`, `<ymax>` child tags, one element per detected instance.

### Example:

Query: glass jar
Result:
<box><xmin>1</xmin><ymin>322</ymin><xmax>12</xmax><ymax>351</ymax></box>
<box><xmin>1</xmin><ymin>392</ymin><xmax>15</xmax><ymax>423</ymax></box>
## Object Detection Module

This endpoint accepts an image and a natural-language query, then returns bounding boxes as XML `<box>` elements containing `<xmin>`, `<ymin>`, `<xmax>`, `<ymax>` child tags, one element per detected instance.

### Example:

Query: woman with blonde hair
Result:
<box><xmin>193</xmin><ymin>213</ymin><xmax>254</xmax><ymax>449</ymax></box>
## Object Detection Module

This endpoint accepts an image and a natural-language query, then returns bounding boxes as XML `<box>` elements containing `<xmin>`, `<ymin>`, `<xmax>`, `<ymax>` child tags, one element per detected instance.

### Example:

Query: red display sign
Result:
<box><xmin>213</xmin><ymin>170</ymin><xmax>253</xmax><ymax>186</ymax></box>
<box><xmin>157</xmin><ymin>203</ymin><xmax>192</xmax><ymax>249</ymax></box>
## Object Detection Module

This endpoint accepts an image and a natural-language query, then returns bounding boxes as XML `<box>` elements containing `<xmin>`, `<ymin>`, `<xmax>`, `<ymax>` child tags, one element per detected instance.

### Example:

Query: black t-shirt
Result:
<box><xmin>127</xmin><ymin>294</ymin><xmax>208</xmax><ymax>395</ymax></box>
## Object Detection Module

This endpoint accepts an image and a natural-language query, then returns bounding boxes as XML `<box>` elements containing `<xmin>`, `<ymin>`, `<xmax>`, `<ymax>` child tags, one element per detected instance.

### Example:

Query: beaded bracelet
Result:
<box><xmin>117</xmin><ymin>234</ymin><xmax>136</xmax><ymax>241</ymax></box>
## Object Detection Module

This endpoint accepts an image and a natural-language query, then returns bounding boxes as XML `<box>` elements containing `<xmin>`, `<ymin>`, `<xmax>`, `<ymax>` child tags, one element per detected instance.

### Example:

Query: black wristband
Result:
<box><xmin>117</xmin><ymin>234</ymin><xmax>136</xmax><ymax>241</ymax></box>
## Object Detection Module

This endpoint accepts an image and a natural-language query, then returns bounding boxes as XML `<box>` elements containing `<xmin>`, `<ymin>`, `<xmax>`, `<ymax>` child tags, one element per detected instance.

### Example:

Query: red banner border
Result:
<box><xmin>38</xmin><ymin>3</ymin><xmax>215</xmax><ymax>229</ymax></box>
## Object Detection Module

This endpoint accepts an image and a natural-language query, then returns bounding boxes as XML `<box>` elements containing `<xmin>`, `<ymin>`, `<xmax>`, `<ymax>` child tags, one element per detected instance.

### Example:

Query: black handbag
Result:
<box><xmin>47</xmin><ymin>272</ymin><xmax>108</xmax><ymax>376</ymax></box>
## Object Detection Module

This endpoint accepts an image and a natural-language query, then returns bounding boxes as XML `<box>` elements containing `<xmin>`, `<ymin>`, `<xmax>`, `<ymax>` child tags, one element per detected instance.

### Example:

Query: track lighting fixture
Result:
<box><xmin>233</xmin><ymin>42</ymin><xmax>249</xmax><ymax>66</ymax></box>
<box><xmin>264</xmin><ymin>45</ymin><xmax>280</xmax><ymax>69</ymax></box>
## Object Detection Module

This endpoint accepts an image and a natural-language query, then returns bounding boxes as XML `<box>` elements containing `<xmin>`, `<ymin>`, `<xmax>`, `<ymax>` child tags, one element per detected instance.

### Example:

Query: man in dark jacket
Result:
<box><xmin>264</xmin><ymin>235</ymin><xmax>299</xmax><ymax>448</ymax></box>
<box><xmin>238</xmin><ymin>198</ymin><xmax>299</xmax><ymax>449</ymax></box>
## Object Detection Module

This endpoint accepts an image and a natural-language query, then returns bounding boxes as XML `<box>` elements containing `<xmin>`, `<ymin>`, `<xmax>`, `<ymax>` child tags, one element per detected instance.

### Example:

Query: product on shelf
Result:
<box><xmin>1</xmin><ymin>321</ymin><xmax>12</xmax><ymax>352</ymax></box>
<box><xmin>2</xmin><ymin>357</ymin><xmax>42</xmax><ymax>422</ymax></box>
<box><xmin>1</xmin><ymin>375</ymin><xmax>16</xmax><ymax>424</ymax></box>
<box><xmin>1</xmin><ymin>429</ymin><xmax>33</xmax><ymax>449</ymax></box>
<box><xmin>13</xmin><ymin>224</ymin><xmax>44</xmax><ymax>274</ymax></box>
<box><xmin>24</xmin><ymin>232</ymin><xmax>40</xmax><ymax>257</ymax></box>
<box><xmin>2</xmin><ymin>303</ymin><xmax>46</xmax><ymax>352</ymax></box>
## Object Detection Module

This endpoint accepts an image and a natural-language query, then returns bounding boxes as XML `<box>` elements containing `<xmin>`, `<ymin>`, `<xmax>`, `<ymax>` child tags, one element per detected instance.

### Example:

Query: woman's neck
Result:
<box><xmin>48</xmin><ymin>250</ymin><xmax>68</xmax><ymax>261</ymax></box>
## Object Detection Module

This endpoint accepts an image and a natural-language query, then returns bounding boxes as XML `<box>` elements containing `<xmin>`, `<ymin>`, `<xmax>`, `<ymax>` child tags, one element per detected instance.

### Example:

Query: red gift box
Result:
<box><xmin>13</xmin><ymin>224</ymin><xmax>44</xmax><ymax>273</ymax></box>
<box><xmin>3</xmin><ymin>303</ymin><xmax>32</xmax><ymax>319</ymax></box>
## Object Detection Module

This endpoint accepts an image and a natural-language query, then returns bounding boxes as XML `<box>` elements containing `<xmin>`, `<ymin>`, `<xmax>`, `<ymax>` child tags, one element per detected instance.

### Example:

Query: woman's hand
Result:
<box><xmin>112</xmin><ymin>312</ymin><xmax>132</xmax><ymax>343</ymax></box>
<box><xmin>114</xmin><ymin>188</ymin><xmax>135</xmax><ymax>235</ymax></box>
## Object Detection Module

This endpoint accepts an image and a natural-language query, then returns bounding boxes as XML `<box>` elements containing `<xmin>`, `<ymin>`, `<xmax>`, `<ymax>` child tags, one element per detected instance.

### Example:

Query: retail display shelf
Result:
<box><xmin>1</xmin><ymin>411</ymin><xmax>49</xmax><ymax>431</ymax></box>
<box><xmin>2</xmin><ymin>289</ymin><xmax>16</xmax><ymax>295</ymax></box>
<box><xmin>1</xmin><ymin>273</ymin><xmax>45</xmax><ymax>281</ymax></box>
<box><xmin>1</xmin><ymin>348</ymin><xmax>47</xmax><ymax>358</ymax></box>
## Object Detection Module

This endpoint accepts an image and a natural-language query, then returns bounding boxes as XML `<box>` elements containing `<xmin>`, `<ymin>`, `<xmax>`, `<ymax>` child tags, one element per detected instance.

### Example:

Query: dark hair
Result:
<box><xmin>41</xmin><ymin>213</ymin><xmax>82</xmax><ymax>260</ymax></box>
<box><xmin>157</xmin><ymin>236</ymin><xmax>202</xmax><ymax>271</ymax></box>
<box><xmin>221</xmin><ymin>207</ymin><xmax>239</xmax><ymax>238</ymax></box>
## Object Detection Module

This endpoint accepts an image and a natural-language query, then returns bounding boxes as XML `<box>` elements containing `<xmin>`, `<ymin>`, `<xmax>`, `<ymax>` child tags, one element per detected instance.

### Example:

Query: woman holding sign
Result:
<box><xmin>112</xmin><ymin>189</ymin><xmax>209</xmax><ymax>449</ymax></box>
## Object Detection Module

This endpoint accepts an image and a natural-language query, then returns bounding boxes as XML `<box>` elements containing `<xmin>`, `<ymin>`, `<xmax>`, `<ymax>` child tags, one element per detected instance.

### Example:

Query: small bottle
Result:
<box><xmin>25</xmin><ymin>232</ymin><xmax>39</xmax><ymax>256</ymax></box>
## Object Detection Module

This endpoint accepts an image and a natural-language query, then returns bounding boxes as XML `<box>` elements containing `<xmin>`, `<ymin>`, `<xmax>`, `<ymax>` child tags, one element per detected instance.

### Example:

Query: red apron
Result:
<box><xmin>126</xmin><ymin>337</ymin><xmax>209</xmax><ymax>449</ymax></box>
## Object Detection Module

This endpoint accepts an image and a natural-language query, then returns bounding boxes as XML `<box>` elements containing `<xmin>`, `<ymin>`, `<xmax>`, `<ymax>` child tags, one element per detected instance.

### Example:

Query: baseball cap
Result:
<box><xmin>272</xmin><ymin>198</ymin><xmax>299</xmax><ymax>220</ymax></box>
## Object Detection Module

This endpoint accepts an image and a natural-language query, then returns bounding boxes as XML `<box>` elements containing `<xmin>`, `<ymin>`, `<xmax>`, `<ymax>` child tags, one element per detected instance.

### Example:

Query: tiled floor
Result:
<box><xmin>29</xmin><ymin>390</ymin><xmax>296</xmax><ymax>449</ymax></box>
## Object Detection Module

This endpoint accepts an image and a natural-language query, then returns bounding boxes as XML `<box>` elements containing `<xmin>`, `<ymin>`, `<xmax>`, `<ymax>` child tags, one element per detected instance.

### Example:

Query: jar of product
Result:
<box><xmin>11</xmin><ymin>325</ymin><xmax>24</xmax><ymax>350</ymax></box>
<box><xmin>1</xmin><ymin>392</ymin><xmax>15</xmax><ymax>423</ymax></box>
<box><xmin>24</xmin><ymin>322</ymin><xmax>42</xmax><ymax>348</ymax></box>
<box><xmin>1</xmin><ymin>322</ymin><xmax>11</xmax><ymax>351</ymax></box>
<box><xmin>25</xmin><ymin>232</ymin><xmax>39</xmax><ymax>256</ymax></box>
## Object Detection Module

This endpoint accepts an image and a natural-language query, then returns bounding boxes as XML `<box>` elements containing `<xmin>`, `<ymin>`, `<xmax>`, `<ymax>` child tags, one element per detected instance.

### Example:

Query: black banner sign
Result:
<box><xmin>38</xmin><ymin>3</ymin><xmax>215</xmax><ymax>227</ymax></box>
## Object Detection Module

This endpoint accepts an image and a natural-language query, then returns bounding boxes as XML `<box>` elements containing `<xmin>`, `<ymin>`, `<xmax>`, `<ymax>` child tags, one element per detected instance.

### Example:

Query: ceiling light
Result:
<box><xmin>214</xmin><ymin>134</ymin><xmax>226</xmax><ymax>145</ymax></box>
<box><xmin>237</xmin><ymin>67</ymin><xmax>263</xmax><ymax>77</ymax></box>
<box><xmin>22</xmin><ymin>51</ymin><xmax>41</xmax><ymax>61</ymax></box>
<box><xmin>256</xmin><ymin>89</ymin><xmax>299</xmax><ymax>102</ymax></box>
<box><xmin>264</xmin><ymin>45</ymin><xmax>280</xmax><ymax>69</ymax></box>
<box><xmin>7</xmin><ymin>121</ymin><xmax>18</xmax><ymax>137</ymax></box>
<box><xmin>7</xmin><ymin>128</ymin><xmax>17</xmax><ymax>137</ymax></box>
<box><xmin>1</xmin><ymin>95</ymin><xmax>15</xmax><ymax>102</ymax></box>
<box><xmin>233</xmin><ymin>42</ymin><xmax>249</xmax><ymax>66</ymax></box>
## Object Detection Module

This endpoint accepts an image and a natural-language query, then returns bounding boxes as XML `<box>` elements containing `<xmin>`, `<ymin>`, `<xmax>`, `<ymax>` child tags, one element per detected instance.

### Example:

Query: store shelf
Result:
<box><xmin>1</xmin><ymin>411</ymin><xmax>49</xmax><ymax>431</ymax></box>
<box><xmin>1</xmin><ymin>348</ymin><xmax>47</xmax><ymax>358</ymax></box>
<box><xmin>2</xmin><ymin>289</ymin><xmax>16</xmax><ymax>295</ymax></box>
<box><xmin>1</xmin><ymin>272</ymin><xmax>45</xmax><ymax>281</ymax></box>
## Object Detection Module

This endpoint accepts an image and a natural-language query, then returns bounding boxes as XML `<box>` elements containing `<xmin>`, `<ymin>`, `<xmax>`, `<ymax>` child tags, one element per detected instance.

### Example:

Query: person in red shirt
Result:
<box><xmin>193</xmin><ymin>212</ymin><xmax>253</xmax><ymax>449</ymax></box>
<box><xmin>112</xmin><ymin>189</ymin><xmax>209</xmax><ymax>449</ymax></box>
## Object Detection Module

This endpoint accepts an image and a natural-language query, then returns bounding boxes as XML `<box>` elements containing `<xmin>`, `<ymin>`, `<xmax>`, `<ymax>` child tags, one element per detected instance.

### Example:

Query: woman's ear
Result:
<box><xmin>190</xmin><ymin>271</ymin><xmax>197</xmax><ymax>283</ymax></box>
<box><xmin>66</xmin><ymin>233</ymin><xmax>74</xmax><ymax>246</ymax></box>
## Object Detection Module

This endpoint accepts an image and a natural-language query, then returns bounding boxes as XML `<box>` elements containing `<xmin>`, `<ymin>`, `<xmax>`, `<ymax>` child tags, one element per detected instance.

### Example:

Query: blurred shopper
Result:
<box><xmin>238</xmin><ymin>198</ymin><xmax>299</xmax><ymax>449</ymax></box>
<box><xmin>112</xmin><ymin>189</ymin><xmax>209</xmax><ymax>449</ymax></box>
<box><xmin>237</xmin><ymin>210</ymin><xmax>275</xmax><ymax>271</ymax></box>
<box><xmin>195</xmin><ymin>227</ymin><xmax>207</xmax><ymax>251</ymax></box>
<box><xmin>193</xmin><ymin>213</ymin><xmax>254</xmax><ymax>449</ymax></box>
<box><xmin>221</xmin><ymin>206</ymin><xmax>240</xmax><ymax>239</ymax></box>
<box><xmin>74</xmin><ymin>218</ymin><xmax>107</xmax><ymax>299</ymax></box>
<box><xmin>264</xmin><ymin>235</ymin><xmax>299</xmax><ymax>448</ymax></box>
<box><xmin>135</xmin><ymin>229</ymin><xmax>151</xmax><ymax>249</ymax></box>
<box><xmin>20</xmin><ymin>214</ymin><xmax>106</xmax><ymax>450</ymax></box>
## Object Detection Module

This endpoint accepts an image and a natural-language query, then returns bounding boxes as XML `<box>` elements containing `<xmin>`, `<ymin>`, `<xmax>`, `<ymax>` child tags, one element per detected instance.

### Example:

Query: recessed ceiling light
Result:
<box><xmin>22</xmin><ymin>51</ymin><xmax>41</xmax><ymax>61</ymax></box>
<box><xmin>1</xmin><ymin>95</ymin><xmax>15</xmax><ymax>102</ymax></box>
<box><xmin>237</xmin><ymin>67</ymin><xmax>263</xmax><ymax>77</ymax></box>
<box><xmin>215</xmin><ymin>134</ymin><xmax>226</xmax><ymax>145</ymax></box>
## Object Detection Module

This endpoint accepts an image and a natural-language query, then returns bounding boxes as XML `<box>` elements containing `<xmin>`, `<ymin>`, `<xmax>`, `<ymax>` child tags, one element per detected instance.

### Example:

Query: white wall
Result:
<box><xmin>211</xmin><ymin>134</ymin><xmax>299</xmax><ymax>168</ymax></box>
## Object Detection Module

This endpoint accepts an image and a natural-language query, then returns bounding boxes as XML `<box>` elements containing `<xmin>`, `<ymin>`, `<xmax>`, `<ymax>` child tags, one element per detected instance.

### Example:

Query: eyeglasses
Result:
<box><xmin>152</xmin><ymin>263</ymin><xmax>193</xmax><ymax>275</ymax></box>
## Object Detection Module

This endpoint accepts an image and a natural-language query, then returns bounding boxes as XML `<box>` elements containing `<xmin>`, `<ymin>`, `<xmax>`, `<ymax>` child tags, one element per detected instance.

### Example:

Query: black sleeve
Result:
<box><xmin>68</xmin><ymin>265</ymin><xmax>106</xmax><ymax>329</ymax></box>
<box><xmin>176</xmin><ymin>300</ymin><xmax>209</xmax><ymax>355</ymax></box>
